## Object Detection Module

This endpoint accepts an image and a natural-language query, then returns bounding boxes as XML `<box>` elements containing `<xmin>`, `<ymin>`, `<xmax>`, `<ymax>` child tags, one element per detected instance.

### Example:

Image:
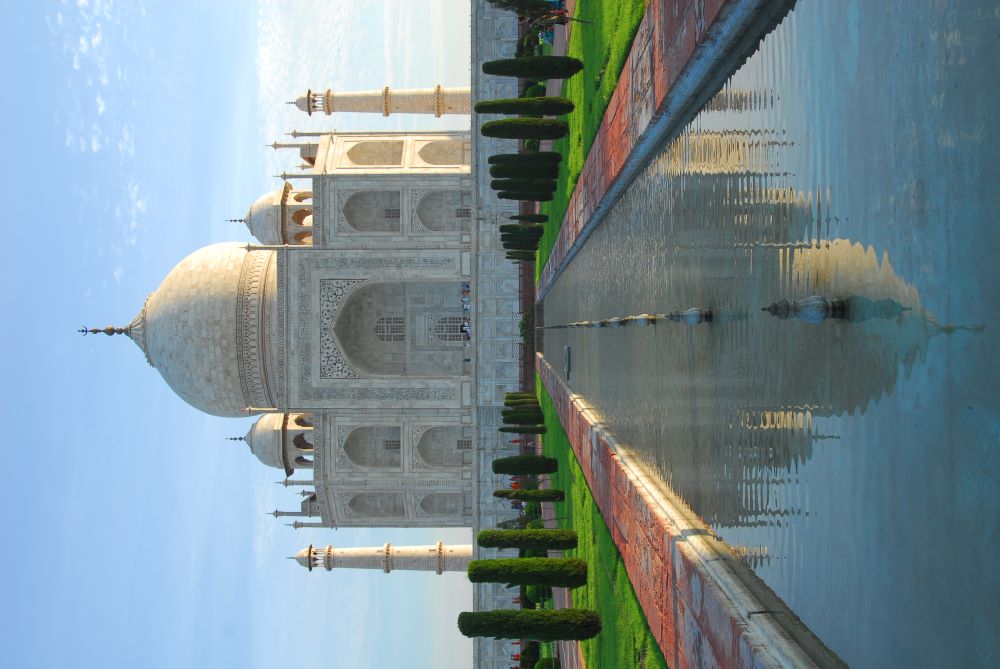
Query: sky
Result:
<box><xmin>0</xmin><ymin>1</ymin><xmax>474</xmax><ymax>667</ymax></box>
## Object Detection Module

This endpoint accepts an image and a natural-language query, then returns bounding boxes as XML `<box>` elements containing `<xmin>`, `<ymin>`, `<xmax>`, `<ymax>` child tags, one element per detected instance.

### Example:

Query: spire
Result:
<box><xmin>227</xmin><ymin>218</ymin><xmax>246</xmax><ymax>224</ymax></box>
<box><xmin>79</xmin><ymin>325</ymin><xmax>128</xmax><ymax>336</ymax></box>
<box><xmin>227</xmin><ymin>436</ymin><xmax>246</xmax><ymax>441</ymax></box>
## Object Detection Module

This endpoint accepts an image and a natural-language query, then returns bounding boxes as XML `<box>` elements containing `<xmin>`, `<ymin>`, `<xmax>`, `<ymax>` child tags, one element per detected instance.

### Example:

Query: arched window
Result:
<box><xmin>292</xmin><ymin>433</ymin><xmax>314</xmax><ymax>452</ymax></box>
<box><xmin>415</xmin><ymin>190</ymin><xmax>471</xmax><ymax>232</ymax></box>
<box><xmin>375</xmin><ymin>317</ymin><xmax>405</xmax><ymax>342</ymax></box>
<box><xmin>419</xmin><ymin>493</ymin><xmax>464</xmax><ymax>516</ymax></box>
<box><xmin>432</xmin><ymin>316</ymin><xmax>465</xmax><ymax>342</ymax></box>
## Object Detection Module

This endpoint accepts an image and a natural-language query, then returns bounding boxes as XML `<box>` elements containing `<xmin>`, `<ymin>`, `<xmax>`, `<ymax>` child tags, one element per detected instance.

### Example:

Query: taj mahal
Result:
<box><xmin>84</xmin><ymin>4</ymin><xmax>525</xmax><ymax>667</ymax></box>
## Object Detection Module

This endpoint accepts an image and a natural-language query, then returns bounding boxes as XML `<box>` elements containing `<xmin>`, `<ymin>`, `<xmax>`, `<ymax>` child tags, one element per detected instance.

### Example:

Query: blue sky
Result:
<box><xmin>0</xmin><ymin>1</ymin><xmax>473</xmax><ymax>666</ymax></box>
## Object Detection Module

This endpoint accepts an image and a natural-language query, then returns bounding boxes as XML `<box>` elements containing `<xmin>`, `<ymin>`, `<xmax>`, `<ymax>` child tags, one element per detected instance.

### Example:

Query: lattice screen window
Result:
<box><xmin>384</xmin><ymin>207</ymin><xmax>401</xmax><ymax>219</ymax></box>
<box><xmin>375</xmin><ymin>316</ymin><xmax>405</xmax><ymax>342</ymax></box>
<box><xmin>454</xmin><ymin>207</ymin><xmax>472</xmax><ymax>219</ymax></box>
<box><xmin>456</xmin><ymin>439</ymin><xmax>472</xmax><ymax>450</ymax></box>
<box><xmin>432</xmin><ymin>316</ymin><xmax>465</xmax><ymax>342</ymax></box>
<box><xmin>383</xmin><ymin>439</ymin><xmax>401</xmax><ymax>450</ymax></box>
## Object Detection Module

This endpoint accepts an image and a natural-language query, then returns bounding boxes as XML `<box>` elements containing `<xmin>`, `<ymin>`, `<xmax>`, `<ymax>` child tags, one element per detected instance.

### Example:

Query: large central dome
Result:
<box><xmin>130</xmin><ymin>243</ymin><xmax>279</xmax><ymax>417</ymax></box>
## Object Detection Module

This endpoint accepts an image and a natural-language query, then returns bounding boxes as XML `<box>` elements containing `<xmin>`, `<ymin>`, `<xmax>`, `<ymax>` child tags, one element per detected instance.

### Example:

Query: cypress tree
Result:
<box><xmin>457</xmin><ymin>608</ymin><xmax>601</xmax><ymax>641</ymax></box>
<box><xmin>520</xmin><ymin>641</ymin><xmax>541</xmax><ymax>667</ymax></box>
<box><xmin>468</xmin><ymin>557</ymin><xmax>587</xmax><ymax>588</ymax></box>
<box><xmin>506</xmin><ymin>392</ymin><xmax>538</xmax><ymax>398</ymax></box>
<box><xmin>481</xmin><ymin>118</ymin><xmax>568</xmax><ymax>140</ymax></box>
<box><xmin>489</xmin><ymin>152</ymin><xmax>562</xmax><ymax>165</ymax></box>
<box><xmin>498</xmin><ymin>425</ymin><xmax>546</xmax><ymax>434</ymax></box>
<box><xmin>492</xmin><ymin>455</ymin><xmax>557</xmax><ymax>474</ymax></box>
<box><xmin>502</xmin><ymin>409</ymin><xmax>544</xmax><ymax>421</ymax></box>
<box><xmin>536</xmin><ymin>659</ymin><xmax>560</xmax><ymax>669</ymax></box>
<box><xmin>493</xmin><ymin>489</ymin><xmax>565</xmax><ymax>503</ymax></box>
<box><xmin>475</xmin><ymin>96</ymin><xmax>575</xmax><ymax>116</ymax></box>
<box><xmin>498</xmin><ymin>192</ymin><xmax>554</xmax><ymax>202</ymax></box>
<box><xmin>499</xmin><ymin>224</ymin><xmax>543</xmax><ymax>234</ymax></box>
<box><xmin>477</xmin><ymin>528</ymin><xmax>578</xmax><ymax>551</ymax></box>
<box><xmin>482</xmin><ymin>56</ymin><xmax>584</xmax><ymax>80</ymax></box>
<box><xmin>491</xmin><ymin>179</ymin><xmax>557</xmax><ymax>193</ymax></box>
<box><xmin>506</xmin><ymin>253</ymin><xmax>536</xmax><ymax>262</ymax></box>
<box><xmin>510</xmin><ymin>213</ymin><xmax>549</xmax><ymax>223</ymax></box>
<box><xmin>504</xmin><ymin>397</ymin><xmax>541</xmax><ymax>406</ymax></box>
<box><xmin>490</xmin><ymin>164</ymin><xmax>559</xmax><ymax>179</ymax></box>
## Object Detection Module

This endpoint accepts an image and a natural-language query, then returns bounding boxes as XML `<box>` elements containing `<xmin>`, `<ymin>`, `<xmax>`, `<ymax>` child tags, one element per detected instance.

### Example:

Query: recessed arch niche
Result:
<box><xmin>348</xmin><ymin>492</ymin><xmax>405</xmax><ymax>518</ymax></box>
<box><xmin>342</xmin><ymin>190</ymin><xmax>402</xmax><ymax>232</ymax></box>
<box><xmin>416</xmin><ymin>427</ymin><xmax>468</xmax><ymax>468</ymax></box>
<box><xmin>415</xmin><ymin>190</ymin><xmax>471</xmax><ymax>232</ymax></box>
<box><xmin>346</xmin><ymin>140</ymin><xmax>404</xmax><ymax>166</ymax></box>
<box><xmin>417</xmin><ymin>139</ymin><xmax>465</xmax><ymax>166</ymax></box>
<box><xmin>419</xmin><ymin>492</ymin><xmax>464</xmax><ymax>517</ymax></box>
<box><xmin>343</xmin><ymin>426</ymin><xmax>402</xmax><ymax>469</ymax></box>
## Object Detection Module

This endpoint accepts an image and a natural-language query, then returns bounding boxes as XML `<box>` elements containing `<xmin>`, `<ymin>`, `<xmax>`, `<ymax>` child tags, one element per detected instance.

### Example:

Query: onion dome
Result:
<box><xmin>130</xmin><ymin>242</ymin><xmax>278</xmax><ymax>417</ymax></box>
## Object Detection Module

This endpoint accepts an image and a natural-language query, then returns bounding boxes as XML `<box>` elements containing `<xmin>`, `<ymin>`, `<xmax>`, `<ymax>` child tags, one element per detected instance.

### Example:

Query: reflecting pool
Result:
<box><xmin>539</xmin><ymin>1</ymin><xmax>1000</xmax><ymax>666</ymax></box>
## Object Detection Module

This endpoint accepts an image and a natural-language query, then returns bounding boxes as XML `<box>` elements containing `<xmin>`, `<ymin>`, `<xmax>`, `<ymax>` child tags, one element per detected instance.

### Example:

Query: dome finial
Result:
<box><xmin>79</xmin><ymin>325</ymin><xmax>127</xmax><ymax>336</ymax></box>
<box><xmin>227</xmin><ymin>218</ymin><xmax>246</xmax><ymax>224</ymax></box>
<box><xmin>227</xmin><ymin>436</ymin><xmax>245</xmax><ymax>441</ymax></box>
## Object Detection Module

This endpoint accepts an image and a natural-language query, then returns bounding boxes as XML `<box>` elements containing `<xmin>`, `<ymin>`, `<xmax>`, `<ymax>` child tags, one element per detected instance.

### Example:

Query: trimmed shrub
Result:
<box><xmin>475</xmin><ymin>96</ymin><xmax>575</xmax><ymax>116</ymax></box>
<box><xmin>498</xmin><ymin>191</ymin><xmax>554</xmax><ymax>202</ymax></box>
<box><xmin>457</xmin><ymin>609</ymin><xmax>601</xmax><ymax>641</ymax></box>
<box><xmin>506</xmin><ymin>392</ymin><xmax>538</xmax><ymax>399</ymax></box>
<box><xmin>481</xmin><ymin>118</ymin><xmax>568</xmax><ymax>140</ymax></box>
<box><xmin>491</xmin><ymin>164</ymin><xmax>559</xmax><ymax>180</ymax></box>
<box><xmin>520</xmin><ymin>641</ymin><xmax>541</xmax><ymax>667</ymax></box>
<box><xmin>491</xmin><ymin>179</ymin><xmax>557</xmax><ymax>193</ymax></box>
<box><xmin>492</xmin><ymin>455</ymin><xmax>557</xmax><ymax>475</ymax></box>
<box><xmin>468</xmin><ymin>557</ymin><xmax>587</xmax><ymax>588</ymax></box>
<box><xmin>489</xmin><ymin>152</ymin><xmax>562</xmax><ymax>165</ymax></box>
<box><xmin>499</xmin><ymin>224</ymin><xmax>543</xmax><ymax>234</ymax></box>
<box><xmin>523</xmin><ymin>83</ymin><xmax>546</xmax><ymax>97</ymax></box>
<box><xmin>537</xmin><ymin>659</ymin><xmax>560</xmax><ymax>669</ymax></box>
<box><xmin>485</xmin><ymin>0</ymin><xmax>551</xmax><ymax>16</ymax></box>
<box><xmin>493</xmin><ymin>489</ymin><xmax>565</xmax><ymax>503</ymax></box>
<box><xmin>504</xmin><ymin>397</ymin><xmax>541</xmax><ymax>406</ymax></box>
<box><xmin>478</xmin><ymin>529</ymin><xmax>578</xmax><ymax>552</ymax></box>
<box><xmin>498</xmin><ymin>424</ymin><xmax>546</xmax><ymax>434</ymax></box>
<box><xmin>511</xmin><ymin>213</ymin><xmax>549</xmax><ymax>223</ymax></box>
<box><xmin>506</xmin><ymin>252</ymin><xmax>536</xmax><ymax>262</ymax></box>
<box><xmin>482</xmin><ymin>56</ymin><xmax>584</xmax><ymax>80</ymax></box>
<box><xmin>502</xmin><ymin>412</ymin><xmax>544</xmax><ymax>423</ymax></box>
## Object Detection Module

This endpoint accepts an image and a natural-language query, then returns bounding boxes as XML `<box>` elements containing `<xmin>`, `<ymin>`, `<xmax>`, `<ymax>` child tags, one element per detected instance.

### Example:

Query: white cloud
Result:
<box><xmin>95</xmin><ymin>93</ymin><xmax>105</xmax><ymax>114</ymax></box>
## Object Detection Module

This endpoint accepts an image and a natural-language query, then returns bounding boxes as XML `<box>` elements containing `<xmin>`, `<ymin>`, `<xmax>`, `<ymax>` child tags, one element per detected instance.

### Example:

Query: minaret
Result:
<box><xmin>290</xmin><ymin>85</ymin><xmax>471</xmax><ymax>117</ymax></box>
<box><xmin>293</xmin><ymin>542</ymin><xmax>472</xmax><ymax>574</ymax></box>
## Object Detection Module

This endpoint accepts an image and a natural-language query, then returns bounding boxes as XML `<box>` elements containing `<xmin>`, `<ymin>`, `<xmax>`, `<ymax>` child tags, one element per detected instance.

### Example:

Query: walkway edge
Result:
<box><xmin>537</xmin><ymin>353</ymin><xmax>847</xmax><ymax>669</ymax></box>
<box><xmin>536</xmin><ymin>0</ymin><xmax>797</xmax><ymax>302</ymax></box>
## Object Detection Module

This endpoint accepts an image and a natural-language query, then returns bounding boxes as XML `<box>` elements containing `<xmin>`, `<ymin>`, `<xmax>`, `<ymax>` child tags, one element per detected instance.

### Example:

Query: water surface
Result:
<box><xmin>539</xmin><ymin>1</ymin><xmax>1000</xmax><ymax>666</ymax></box>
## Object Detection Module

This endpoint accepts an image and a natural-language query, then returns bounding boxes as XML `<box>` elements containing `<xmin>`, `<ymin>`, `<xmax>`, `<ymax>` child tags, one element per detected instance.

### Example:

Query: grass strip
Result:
<box><xmin>536</xmin><ymin>0</ymin><xmax>647</xmax><ymax>280</ymax></box>
<box><xmin>537</xmin><ymin>375</ymin><xmax>668</xmax><ymax>669</ymax></box>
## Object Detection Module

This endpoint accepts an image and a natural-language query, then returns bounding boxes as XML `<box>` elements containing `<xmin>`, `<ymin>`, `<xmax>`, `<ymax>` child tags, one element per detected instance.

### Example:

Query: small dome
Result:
<box><xmin>245</xmin><ymin>413</ymin><xmax>293</xmax><ymax>475</ymax></box>
<box><xmin>134</xmin><ymin>243</ymin><xmax>278</xmax><ymax>417</ymax></box>
<box><xmin>294</xmin><ymin>547</ymin><xmax>314</xmax><ymax>568</ymax></box>
<box><xmin>244</xmin><ymin>182</ymin><xmax>291</xmax><ymax>244</ymax></box>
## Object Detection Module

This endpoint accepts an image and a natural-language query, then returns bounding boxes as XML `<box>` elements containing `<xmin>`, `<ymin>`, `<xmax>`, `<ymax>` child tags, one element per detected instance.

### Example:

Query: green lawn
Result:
<box><xmin>536</xmin><ymin>1</ymin><xmax>647</xmax><ymax>279</ymax></box>
<box><xmin>537</xmin><ymin>376</ymin><xmax>668</xmax><ymax>669</ymax></box>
